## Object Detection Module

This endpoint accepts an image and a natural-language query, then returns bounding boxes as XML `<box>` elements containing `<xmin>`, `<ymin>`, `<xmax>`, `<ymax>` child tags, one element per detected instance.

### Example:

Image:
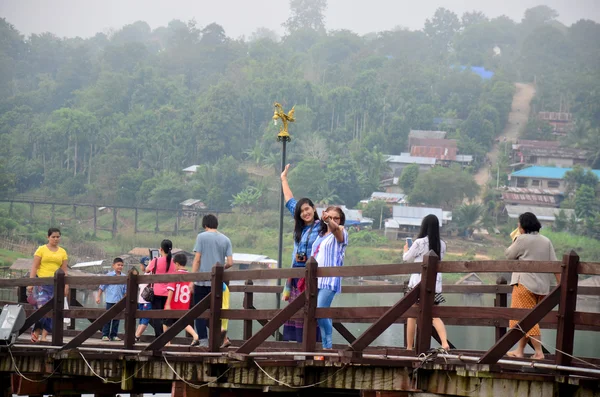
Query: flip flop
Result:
<box><xmin>30</xmin><ymin>331</ymin><xmax>39</xmax><ymax>343</ymax></box>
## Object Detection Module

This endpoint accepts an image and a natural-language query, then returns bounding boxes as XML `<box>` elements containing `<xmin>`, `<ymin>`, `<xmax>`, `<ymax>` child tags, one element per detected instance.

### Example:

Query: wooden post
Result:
<box><xmin>72</xmin><ymin>205</ymin><xmax>77</xmax><ymax>219</ymax></box>
<box><xmin>93</xmin><ymin>206</ymin><xmax>97</xmax><ymax>237</ymax></box>
<box><xmin>494</xmin><ymin>276</ymin><xmax>508</xmax><ymax>342</ymax></box>
<box><xmin>112</xmin><ymin>207</ymin><xmax>118</xmax><ymax>238</ymax></box>
<box><xmin>416</xmin><ymin>251</ymin><xmax>439</xmax><ymax>355</ymax></box>
<box><xmin>194</xmin><ymin>213</ymin><xmax>199</xmax><ymax>232</ymax></box>
<box><xmin>51</xmin><ymin>204</ymin><xmax>56</xmax><ymax>226</ymax></box>
<box><xmin>155</xmin><ymin>209</ymin><xmax>160</xmax><ymax>232</ymax></box>
<box><xmin>208</xmin><ymin>264</ymin><xmax>224</xmax><ymax>352</ymax></box>
<box><xmin>68</xmin><ymin>287</ymin><xmax>77</xmax><ymax>330</ymax></box>
<box><xmin>555</xmin><ymin>251</ymin><xmax>580</xmax><ymax>366</ymax></box>
<box><xmin>134</xmin><ymin>208</ymin><xmax>138</xmax><ymax>234</ymax></box>
<box><xmin>242</xmin><ymin>280</ymin><xmax>254</xmax><ymax>340</ymax></box>
<box><xmin>173</xmin><ymin>211</ymin><xmax>178</xmax><ymax>235</ymax></box>
<box><xmin>52</xmin><ymin>268</ymin><xmax>65</xmax><ymax>346</ymax></box>
<box><xmin>124</xmin><ymin>268</ymin><xmax>139</xmax><ymax>350</ymax></box>
<box><xmin>302</xmin><ymin>257</ymin><xmax>318</xmax><ymax>353</ymax></box>
<box><xmin>403</xmin><ymin>281</ymin><xmax>408</xmax><ymax>348</ymax></box>
<box><xmin>30</xmin><ymin>203</ymin><xmax>34</xmax><ymax>220</ymax></box>
<box><xmin>9</xmin><ymin>201</ymin><xmax>13</xmax><ymax>216</ymax></box>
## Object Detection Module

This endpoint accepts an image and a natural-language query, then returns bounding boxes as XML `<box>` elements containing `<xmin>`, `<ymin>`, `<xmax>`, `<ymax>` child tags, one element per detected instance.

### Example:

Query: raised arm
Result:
<box><xmin>281</xmin><ymin>164</ymin><xmax>294</xmax><ymax>203</ymax></box>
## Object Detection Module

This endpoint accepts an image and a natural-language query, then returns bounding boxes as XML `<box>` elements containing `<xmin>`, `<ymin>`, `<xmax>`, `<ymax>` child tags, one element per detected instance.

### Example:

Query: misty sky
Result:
<box><xmin>1</xmin><ymin>0</ymin><xmax>599</xmax><ymax>39</ymax></box>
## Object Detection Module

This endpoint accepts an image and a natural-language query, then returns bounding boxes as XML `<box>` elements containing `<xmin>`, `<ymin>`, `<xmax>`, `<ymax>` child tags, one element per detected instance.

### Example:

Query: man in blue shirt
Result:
<box><xmin>97</xmin><ymin>258</ymin><xmax>127</xmax><ymax>341</ymax></box>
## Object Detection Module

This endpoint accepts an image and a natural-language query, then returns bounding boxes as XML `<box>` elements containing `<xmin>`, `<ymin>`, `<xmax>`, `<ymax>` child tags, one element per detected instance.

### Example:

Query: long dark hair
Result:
<box><xmin>416</xmin><ymin>214</ymin><xmax>441</xmax><ymax>257</ymax></box>
<box><xmin>293</xmin><ymin>198</ymin><xmax>319</xmax><ymax>244</ymax></box>
<box><xmin>318</xmin><ymin>206</ymin><xmax>346</xmax><ymax>236</ymax></box>
<box><xmin>161</xmin><ymin>239</ymin><xmax>173</xmax><ymax>271</ymax></box>
<box><xmin>518</xmin><ymin>212</ymin><xmax>542</xmax><ymax>234</ymax></box>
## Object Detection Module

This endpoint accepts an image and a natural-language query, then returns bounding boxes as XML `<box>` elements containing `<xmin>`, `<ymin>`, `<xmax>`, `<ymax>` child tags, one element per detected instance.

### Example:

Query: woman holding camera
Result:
<box><xmin>280</xmin><ymin>164</ymin><xmax>321</xmax><ymax>342</ymax></box>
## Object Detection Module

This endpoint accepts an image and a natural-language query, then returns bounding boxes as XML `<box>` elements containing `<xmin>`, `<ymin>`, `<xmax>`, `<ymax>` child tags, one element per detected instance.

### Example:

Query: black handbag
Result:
<box><xmin>141</xmin><ymin>259</ymin><xmax>157</xmax><ymax>302</ymax></box>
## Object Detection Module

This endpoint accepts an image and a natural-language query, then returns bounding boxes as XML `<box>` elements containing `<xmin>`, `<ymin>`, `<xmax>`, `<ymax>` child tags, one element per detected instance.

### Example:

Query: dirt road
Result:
<box><xmin>474</xmin><ymin>83</ymin><xmax>536</xmax><ymax>190</ymax></box>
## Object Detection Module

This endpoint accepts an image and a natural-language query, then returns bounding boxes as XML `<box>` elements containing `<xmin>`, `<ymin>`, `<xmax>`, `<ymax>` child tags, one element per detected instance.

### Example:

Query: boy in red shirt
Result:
<box><xmin>164</xmin><ymin>253</ymin><xmax>200</xmax><ymax>346</ymax></box>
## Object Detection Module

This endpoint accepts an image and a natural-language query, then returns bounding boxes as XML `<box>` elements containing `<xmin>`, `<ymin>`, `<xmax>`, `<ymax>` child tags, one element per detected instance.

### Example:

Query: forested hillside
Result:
<box><xmin>0</xmin><ymin>2</ymin><xmax>598</xmax><ymax>218</ymax></box>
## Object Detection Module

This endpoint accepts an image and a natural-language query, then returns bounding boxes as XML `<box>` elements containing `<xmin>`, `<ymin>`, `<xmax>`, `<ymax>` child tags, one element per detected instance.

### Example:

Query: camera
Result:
<box><xmin>295</xmin><ymin>252</ymin><xmax>307</xmax><ymax>263</ymax></box>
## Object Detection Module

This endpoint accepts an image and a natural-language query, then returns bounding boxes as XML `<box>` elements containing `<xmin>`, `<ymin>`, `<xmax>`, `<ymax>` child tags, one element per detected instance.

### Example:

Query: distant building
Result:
<box><xmin>369</xmin><ymin>192</ymin><xmax>406</xmax><ymax>204</ymax></box>
<box><xmin>410</xmin><ymin>138</ymin><xmax>458</xmax><ymax>161</ymax></box>
<box><xmin>501</xmin><ymin>187</ymin><xmax>564</xmax><ymax>208</ymax></box>
<box><xmin>537</xmin><ymin>112</ymin><xmax>574</xmax><ymax>134</ymax></box>
<box><xmin>180</xmin><ymin>199</ymin><xmax>207</xmax><ymax>218</ymax></box>
<box><xmin>512</xmin><ymin>140</ymin><xmax>588</xmax><ymax>167</ymax></box>
<box><xmin>386</xmin><ymin>154</ymin><xmax>436</xmax><ymax>177</ymax></box>
<box><xmin>509</xmin><ymin>166</ymin><xmax>600</xmax><ymax>191</ymax></box>
<box><xmin>182</xmin><ymin>165</ymin><xmax>201</xmax><ymax>176</ymax></box>
<box><xmin>504</xmin><ymin>205</ymin><xmax>576</xmax><ymax>226</ymax></box>
<box><xmin>384</xmin><ymin>205</ymin><xmax>446</xmax><ymax>239</ymax></box>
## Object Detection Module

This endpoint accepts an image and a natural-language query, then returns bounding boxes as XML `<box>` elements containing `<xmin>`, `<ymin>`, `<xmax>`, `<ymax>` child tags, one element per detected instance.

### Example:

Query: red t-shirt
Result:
<box><xmin>167</xmin><ymin>269</ymin><xmax>192</xmax><ymax>310</ymax></box>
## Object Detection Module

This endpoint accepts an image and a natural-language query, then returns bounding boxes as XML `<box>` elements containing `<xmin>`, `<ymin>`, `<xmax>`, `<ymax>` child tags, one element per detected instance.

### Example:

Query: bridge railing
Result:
<box><xmin>0</xmin><ymin>251</ymin><xmax>599</xmax><ymax>368</ymax></box>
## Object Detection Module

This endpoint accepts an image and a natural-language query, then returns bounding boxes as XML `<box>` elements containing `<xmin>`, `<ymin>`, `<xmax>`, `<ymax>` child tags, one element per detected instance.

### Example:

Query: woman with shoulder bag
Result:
<box><xmin>145</xmin><ymin>239</ymin><xmax>177</xmax><ymax>337</ymax></box>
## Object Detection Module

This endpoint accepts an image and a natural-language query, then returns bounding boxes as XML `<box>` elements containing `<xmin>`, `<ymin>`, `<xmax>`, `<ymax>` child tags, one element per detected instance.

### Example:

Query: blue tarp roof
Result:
<box><xmin>511</xmin><ymin>166</ymin><xmax>600</xmax><ymax>180</ymax></box>
<box><xmin>456</xmin><ymin>65</ymin><xmax>494</xmax><ymax>80</ymax></box>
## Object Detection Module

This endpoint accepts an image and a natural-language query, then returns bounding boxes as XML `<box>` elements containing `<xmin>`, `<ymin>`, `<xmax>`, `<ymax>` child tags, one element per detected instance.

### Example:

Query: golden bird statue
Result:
<box><xmin>273</xmin><ymin>102</ymin><xmax>295</xmax><ymax>142</ymax></box>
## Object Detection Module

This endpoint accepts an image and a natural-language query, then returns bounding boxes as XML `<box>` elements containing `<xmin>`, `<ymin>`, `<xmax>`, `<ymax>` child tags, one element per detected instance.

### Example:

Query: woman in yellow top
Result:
<box><xmin>27</xmin><ymin>228</ymin><xmax>69</xmax><ymax>342</ymax></box>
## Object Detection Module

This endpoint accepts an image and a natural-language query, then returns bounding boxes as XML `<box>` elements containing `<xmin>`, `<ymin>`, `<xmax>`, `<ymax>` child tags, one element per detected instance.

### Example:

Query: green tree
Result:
<box><xmin>564</xmin><ymin>165</ymin><xmax>599</xmax><ymax>196</ymax></box>
<box><xmin>575</xmin><ymin>185</ymin><xmax>598</xmax><ymax>219</ymax></box>
<box><xmin>283</xmin><ymin>0</ymin><xmax>327</xmax><ymax>34</ymax></box>
<box><xmin>409</xmin><ymin>166</ymin><xmax>479</xmax><ymax>209</ymax></box>
<box><xmin>287</xmin><ymin>160</ymin><xmax>326</xmax><ymax>201</ymax></box>
<box><xmin>453</xmin><ymin>203</ymin><xmax>485</xmax><ymax>237</ymax></box>
<box><xmin>554</xmin><ymin>209</ymin><xmax>567</xmax><ymax>232</ymax></box>
<box><xmin>232</xmin><ymin>186</ymin><xmax>263</xmax><ymax>212</ymax></box>
<box><xmin>398</xmin><ymin>164</ymin><xmax>420</xmax><ymax>195</ymax></box>
<box><xmin>362</xmin><ymin>201</ymin><xmax>392</xmax><ymax>229</ymax></box>
<box><xmin>325</xmin><ymin>157</ymin><xmax>362</xmax><ymax>207</ymax></box>
<box><xmin>424</xmin><ymin>7</ymin><xmax>460</xmax><ymax>56</ymax></box>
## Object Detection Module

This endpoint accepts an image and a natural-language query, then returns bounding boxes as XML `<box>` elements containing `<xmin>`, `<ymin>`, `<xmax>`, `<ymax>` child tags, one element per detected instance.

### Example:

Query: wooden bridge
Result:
<box><xmin>1</xmin><ymin>251</ymin><xmax>599</xmax><ymax>397</ymax></box>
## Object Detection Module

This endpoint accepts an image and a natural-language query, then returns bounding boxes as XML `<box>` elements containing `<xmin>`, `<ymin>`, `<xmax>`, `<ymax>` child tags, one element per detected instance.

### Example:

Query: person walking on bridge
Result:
<box><xmin>403</xmin><ymin>214</ymin><xmax>450</xmax><ymax>351</ymax></box>
<box><xmin>505</xmin><ymin>212</ymin><xmax>560</xmax><ymax>360</ymax></box>
<box><xmin>27</xmin><ymin>227</ymin><xmax>69</xmax><ymax>343</ymax></box>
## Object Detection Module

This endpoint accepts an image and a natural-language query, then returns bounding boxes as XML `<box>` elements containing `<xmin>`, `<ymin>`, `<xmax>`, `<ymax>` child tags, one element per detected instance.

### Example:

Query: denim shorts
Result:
<box><xmin>138</xmin><ymin>303</ymin><xmax>151</xmax><ymax>325</ymax></box>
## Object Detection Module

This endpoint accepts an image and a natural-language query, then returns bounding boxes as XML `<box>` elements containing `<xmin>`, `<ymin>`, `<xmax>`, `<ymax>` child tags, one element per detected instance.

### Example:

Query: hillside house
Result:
<box><xmin>180</xmin><ymin>199</ymin><xmax>206</xmax><ymax>218</ymax></box>
<box><xmin>537</xmin><ymin>112</ymin><xmax>574</xmax><ymax>134</ymax></box>
<box><xmin>509</xmin><ymin>166</ymin><xmax>600</xmax><ymax>192</ymax></box>
<box><xmin>504</xmin><ymin>205</ymin><xmax>576</xmax><ymax>226</ymax></box>
<box><xmin>182</xmin><ymin>165</ymin><xmax>201</xmax><ymax>177</ymax></box>
<box><xmin>410</xmin><ymin>138</ymin><xmax>458</xmax><ymax>161</ymax></box>
<box><xmin>369</xmin><ymin>192</ymin><xmax>406</xmax><ymax>205</ymax></box>
<box><xmin>386</xmin><ymin>154</ymin><xmax>436</xmax><ymax>177</ymax></box>
<box><xmin>384</xmin><ymin>206</ymin><xmax>445</xmax><ymax>239</ymax></box>
<box><xmin>512</xmin><ymin>140</ymin><xmax>588</xmax><ymax>167</ymax></box>
<box><xmin>501</xmin><ymin>187</ymin><xmax>563</xmax><ymax>208</ymax></box>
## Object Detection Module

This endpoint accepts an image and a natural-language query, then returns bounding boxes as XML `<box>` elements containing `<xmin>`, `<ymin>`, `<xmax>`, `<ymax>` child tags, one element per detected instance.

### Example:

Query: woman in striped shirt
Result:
<box><xmin>311</xmin><ymin>206</ymin><xmax>349</xmax><ymax>351</ymax></box>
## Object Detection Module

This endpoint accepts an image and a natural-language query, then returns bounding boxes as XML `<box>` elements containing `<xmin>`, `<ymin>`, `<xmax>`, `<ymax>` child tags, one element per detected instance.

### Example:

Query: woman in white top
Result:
<box><xmin>403</xmin><ymin>214</ymin><xmax>450</xmax><ymax>350</ymax></box>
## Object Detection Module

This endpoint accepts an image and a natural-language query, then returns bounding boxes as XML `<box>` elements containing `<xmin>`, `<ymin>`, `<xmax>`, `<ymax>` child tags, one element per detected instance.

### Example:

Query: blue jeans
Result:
<box><xmin>102</xmin><ymin>302</ymin><xmax>119</xmax><ymax>338</ymax></box>
<box><xmin>317</xmin><ymin>288</ymin><xmax>336</xmax><ymax>349</ymax></box>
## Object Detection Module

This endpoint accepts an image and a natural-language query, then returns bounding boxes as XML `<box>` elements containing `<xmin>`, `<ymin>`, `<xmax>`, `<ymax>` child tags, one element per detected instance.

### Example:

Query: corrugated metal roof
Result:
<box><xmin>409</xmin><ymin>130</ymin><xmax>447</xmax><ymax>139</ymax></box>
<box><xmin>502</xmin><ymin>192</ymin><xmax>559</xmax><ymax>206</ymax></box>
<box><xmin>511</xmin><ymin>166</ymin><xmax>600</xmax><ymax>180</ymax></box>
<box><xmin>180</xmin><ymin>199</ymin><xmax>205</xmax><ymax>207</ymax></box>
<box><xmin>386</xmin><ymin>155</ymin><xmax>437</xmax><ymax>165</ymax></box>
<box><xmin>410</xmin><ymin>138</ymin><xmax>457</xmax><ymax>148</ymax></box>
<box><xmin>504</xmin><ymin>187</ymin><xmax>563</xmax><ymax>195</ymax></box>
<box><xmin>371</xmin><ymin>192</ymin><xmax>406</xmax><ymax>203</ymax></box>
<box><xmin>516</xmin><ymin>140</ymin><xmax>561</xmax><ymax>149</ymax></box>
<box><xmin>392</xmin><ymin>206</ymin><xmax>443</xmax><ymax>225</ymax></box>
<box><xmin>182</xmin><ymin>165</ymin><xmax>200</xmax><ymax>172</ymax></box>
<box><xmin>516</xmin><ymin>146</ymin><xmax>588</xmax><ymax>159</ymax></box>
<box><xmin>410</xmin><ymin>146</ymin><xmax>457</xmax><ymax>160</ymax></box>
<box><xmin>538</xmin><ymin>112</ymin><xmax>572</xmax><ymax>122</ymax></box>
<box><xmin>505</xmin><ymin>205</ymin><xmax>575</xmax><ymax>221</ymax></box>
<box><xmin>455</xmin><ymin>154</ymin><xmax>473</xmax><ymax>162</ymax></box>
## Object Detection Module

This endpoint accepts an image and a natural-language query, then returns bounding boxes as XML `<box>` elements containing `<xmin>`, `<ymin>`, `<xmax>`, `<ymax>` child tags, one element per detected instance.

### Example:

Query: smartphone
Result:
<box><xmin>149</xmin><ymin>249</ymin><xmax>160</xmax><ymax>260</ymax></box>
<box><xmin>406</xmin><ymin>238</ymin><xmax>413</xmax><ymax>248</ymax></box>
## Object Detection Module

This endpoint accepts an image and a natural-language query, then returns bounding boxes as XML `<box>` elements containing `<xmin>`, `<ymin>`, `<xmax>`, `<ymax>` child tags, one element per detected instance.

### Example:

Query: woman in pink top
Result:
<box><xmin>146</xmin><ymin>239</ymin><xmax>177</xmax><ymax>337</ymax></box>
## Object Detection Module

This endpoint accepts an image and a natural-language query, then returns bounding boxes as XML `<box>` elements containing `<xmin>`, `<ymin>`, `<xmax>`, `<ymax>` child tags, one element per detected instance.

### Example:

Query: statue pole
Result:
<box><xmin>273</xmin><ymin>103</ymin><xmax>294</xmax><ymax>315</ymax></box>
